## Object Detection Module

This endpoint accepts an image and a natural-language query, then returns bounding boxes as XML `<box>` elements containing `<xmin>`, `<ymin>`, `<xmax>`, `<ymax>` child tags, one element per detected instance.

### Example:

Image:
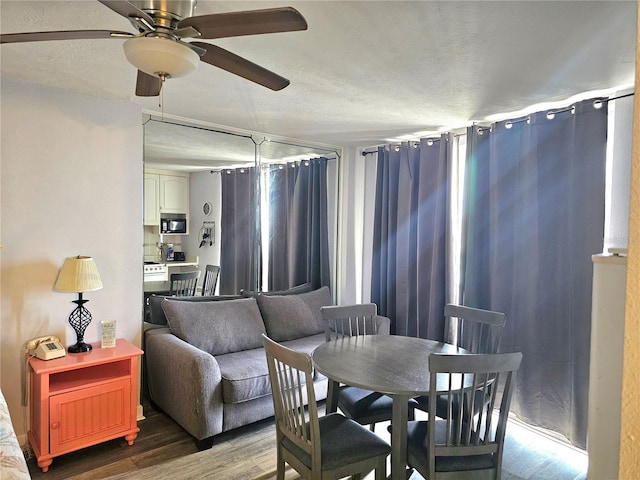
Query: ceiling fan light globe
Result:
<box><xmin>123</xmin><ymin>36</ymin><xmax>199</xmax><ymax>78</ymax></box>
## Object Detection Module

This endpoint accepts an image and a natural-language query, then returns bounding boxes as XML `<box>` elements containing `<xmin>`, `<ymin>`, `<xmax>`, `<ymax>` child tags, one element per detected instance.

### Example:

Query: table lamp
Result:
<box><xmin>54</xmin><ymin>256</ymin><xmax>103</xmax><ymax>353</ymax></box>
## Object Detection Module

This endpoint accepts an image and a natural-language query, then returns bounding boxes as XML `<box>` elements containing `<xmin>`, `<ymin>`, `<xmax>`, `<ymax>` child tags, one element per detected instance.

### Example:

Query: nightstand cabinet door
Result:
<box><xmin>49</xmin><ymin>378</ymin><xmax>131</xmax><ymax>455</ymax></box>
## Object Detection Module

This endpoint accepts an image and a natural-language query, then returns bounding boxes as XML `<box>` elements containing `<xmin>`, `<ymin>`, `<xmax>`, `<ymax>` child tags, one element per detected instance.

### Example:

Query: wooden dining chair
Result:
<box><xmin>445</xmin><ymin>304</ymin><xmax>507</xmax><ymax>355</ymax></box>
<box><xmin>169</xmin><ymin>270</ymin><xmax>200</xmax><ymax>297</ymax></box>
<box><xmin>200</xmin><ymin>264</ymin><xmax>220</xmax><ymax>296</ymax></box>
<box><xmin>406</xmin><ymin>351</ymin><xmax>522</xmax><ymax>480</ymax></box>
<box><xmin>413</xmin><ymin>304</ymin><xmax>507</xmax><ymax>417</ymax></box>
<box><xmin>262</xmin><ymin>334</ymin><xmax>390</xmax><ymax>480</ymax></box>
<box><xmin>321</xmin><ymin>304</ymin><xmax>415</xmax><ymax>432</ymax></box>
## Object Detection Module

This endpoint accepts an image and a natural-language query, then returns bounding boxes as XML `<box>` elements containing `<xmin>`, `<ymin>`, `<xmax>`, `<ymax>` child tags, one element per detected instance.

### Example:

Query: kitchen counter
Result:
<box><xmin>144</xmin><ymin>281</ymin><xmax>172</xmax><ymax>294</ymax></box>
<box><xmin>143</xmin><ymin>257</ymin><xmax>200</xmax><ymax>294</ymax></box>
<box><xmin>165</xmin><ymin>260</ymin><xmax>199</xmax><ymax>267</ymax></box>
<box><xmin>143</xmin><ymin>256</ymin><xmax>199</xmax><ymax>267</ymax></box>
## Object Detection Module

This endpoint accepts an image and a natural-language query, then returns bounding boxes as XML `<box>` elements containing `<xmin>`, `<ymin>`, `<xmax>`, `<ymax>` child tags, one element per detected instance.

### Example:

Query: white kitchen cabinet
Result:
<box><xmin>160</xmin><ymin>174</ymin><xmax>189</xmax><ymax>213</ymax></box>
<box><xmin>144</xmin><ymin>170</ymin><xmax>190</xmax><ymax>225</ymax></box>
<box><xmin>143</xmin><ymin>173</ymin><xmax>160</xmax><ymax>226</ymax></box>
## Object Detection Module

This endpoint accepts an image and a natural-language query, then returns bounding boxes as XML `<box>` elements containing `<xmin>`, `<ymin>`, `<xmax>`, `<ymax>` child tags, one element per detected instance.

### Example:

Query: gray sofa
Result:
<box><xmin>144</xmin><ymin>285</ymin><xmax>349</xmax><ymax>446</ymax></box>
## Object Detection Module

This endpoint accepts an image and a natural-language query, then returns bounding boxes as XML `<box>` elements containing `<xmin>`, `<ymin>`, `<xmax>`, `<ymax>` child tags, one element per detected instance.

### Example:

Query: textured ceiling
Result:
<box><xmin>1</xmin><ymin>0</ymin><xmax>636</xmax><ymax>168</ymax></box>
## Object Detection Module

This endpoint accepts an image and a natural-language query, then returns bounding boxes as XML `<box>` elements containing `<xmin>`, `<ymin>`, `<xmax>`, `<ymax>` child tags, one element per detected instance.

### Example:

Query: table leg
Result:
<box><xmin>325</xmin><ymin>379</ymin><xmax>339</xmax><ymax>414</ymax></box>
<box><xmin>391</xmin><ymin>394</ymin><xmax>409</xmax><ymax>480</ymax></box>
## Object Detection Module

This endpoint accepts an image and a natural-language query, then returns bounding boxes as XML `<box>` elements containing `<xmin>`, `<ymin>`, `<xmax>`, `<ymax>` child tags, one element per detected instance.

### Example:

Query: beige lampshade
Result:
<box><xmin>54</xmin><ymin>256</ymin><xmax>103</xmax><ymax>293</ymax></box>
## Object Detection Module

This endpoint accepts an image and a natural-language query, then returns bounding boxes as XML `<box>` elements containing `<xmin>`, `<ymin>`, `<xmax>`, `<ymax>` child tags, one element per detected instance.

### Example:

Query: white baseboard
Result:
<box><xmin>137</xmin><ymin>403</ymin><xmax>145</xmax><ymax>421</ymax></box>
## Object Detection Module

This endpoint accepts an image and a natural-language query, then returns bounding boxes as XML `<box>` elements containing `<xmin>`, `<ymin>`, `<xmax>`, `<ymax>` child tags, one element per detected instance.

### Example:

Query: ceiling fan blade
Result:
<box><xmin>0</xmin><ymin>30</ymin><xmax>133</xmax><ymax>44</ymax></box>
<box><xmin>98</xmin><ymin>0</ymin><xmax>155</xmax><ymax>30</ymax></box>
<box><xmin>191</xmin><ymin>42</ymin><xmax>290</xmax><ymax>91</ymax></box>
<box><xmin>136</xmin><ymin>70</ymin><xmax>162</xmax><ymax>97</ymax></box>
<box><xmin>178</xmin><ymin>7</ymin><xmax>307</xmax><ymax>40</ymax></box>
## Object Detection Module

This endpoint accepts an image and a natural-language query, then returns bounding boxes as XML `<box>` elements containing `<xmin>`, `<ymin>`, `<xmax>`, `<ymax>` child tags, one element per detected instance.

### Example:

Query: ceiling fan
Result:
<box><xmin>0</xmin><ymin>0</ymin><xmax>307</xmax><ymax>96</ymax></box>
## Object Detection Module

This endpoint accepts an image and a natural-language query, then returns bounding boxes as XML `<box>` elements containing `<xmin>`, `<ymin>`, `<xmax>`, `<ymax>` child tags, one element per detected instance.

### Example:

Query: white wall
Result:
<box><xmin>0</xmin><ymin>80</ymin><xmax>143</xmax><ymax>442</ymax></box>
<box><xmin>336</xmin><ymin>146</ymin><xmax>376</xmax><ymax>305</ymax></box>
<box><xmin>188</xmin><ymin>170</ymin><xmax>222</xmax><ymax>290</ymax></box>
<box><xmin>605</xmin><ymin>94</ymin><xmax>634</xmax><ymax>250</ymax></box>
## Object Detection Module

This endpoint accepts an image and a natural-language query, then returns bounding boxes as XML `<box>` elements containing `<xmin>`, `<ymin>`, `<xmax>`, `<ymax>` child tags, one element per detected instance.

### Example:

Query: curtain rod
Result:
<box><xmin>208</xmin><ymin>157</ymin><xmax>338</xmax><ymax>173</ymax></box>
<box><xmin>609</xmin><ymin>91</ymin><xmax>634</xmax><ymax>102</ymax></box>
<box><xmin>361</xmin><ymin>91</ymin><xmax>635</xmax><ymax>156</ymax></box>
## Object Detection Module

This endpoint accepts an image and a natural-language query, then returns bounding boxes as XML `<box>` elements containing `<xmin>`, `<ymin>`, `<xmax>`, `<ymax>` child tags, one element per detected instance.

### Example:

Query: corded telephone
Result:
<box><xmin>21</xmin><ymin>336</ymin><xmax>67</xmax><ymax>406</ymax></box>
<box><xmin>27</xmin><ymin>336</ymin><xmax>66</xmax><ymax>360</ymax></box>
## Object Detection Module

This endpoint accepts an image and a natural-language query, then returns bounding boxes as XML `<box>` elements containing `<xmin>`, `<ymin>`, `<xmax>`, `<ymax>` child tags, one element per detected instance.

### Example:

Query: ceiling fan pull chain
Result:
<box><xmin>159</xmin><ymin>77</ymin><xmax>164</xmax><ymax>118</ymax></box>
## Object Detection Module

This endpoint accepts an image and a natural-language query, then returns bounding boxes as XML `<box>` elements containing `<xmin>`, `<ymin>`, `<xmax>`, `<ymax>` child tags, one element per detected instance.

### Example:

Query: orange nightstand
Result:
<box><xmin>28</xmin><ymin>338</ymin><xmax>143</xmax><ymax>473</ymax></box>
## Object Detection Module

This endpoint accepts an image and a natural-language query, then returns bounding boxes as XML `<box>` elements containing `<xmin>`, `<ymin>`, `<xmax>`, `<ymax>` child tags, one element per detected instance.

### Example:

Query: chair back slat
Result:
<box><xmin>321</xmin><ymin>303</ymin><xmax>379</xmax><ymax>341</ymax></box>
<box><xmin>201</xmin><ymin>265</ymin><xmax>220</xmax><ymax>296</ymax></box>
<box><xmin>169</xmin><ymin>270</ymin><xmax>200</xmax><ymax>297</ymax></box>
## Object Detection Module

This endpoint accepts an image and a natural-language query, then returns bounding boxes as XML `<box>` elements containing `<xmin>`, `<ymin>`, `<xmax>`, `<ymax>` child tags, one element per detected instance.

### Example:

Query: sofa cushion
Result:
<box><xmin>256</xmin><ymin>286</ymin><xmax>332</xmax><ymax>341</ymax></box>
<box><xmin>216</xmin><ymin>348</ymin><xmax>272</xmax><ymax>404</ymax></box>
<box><xmin>216</xmin><ymin>339</ymin><xmax>324</xmax><ymax>405</ymax></box>
<box><xmin>148</xmin><ymin>294</ymin><xmax>243</xmax><ymax>325</ymax></box>
<box><xmin>162</xmin><ymin>297</ymin><xmax>266</xmax><ymax>355</ymax></box>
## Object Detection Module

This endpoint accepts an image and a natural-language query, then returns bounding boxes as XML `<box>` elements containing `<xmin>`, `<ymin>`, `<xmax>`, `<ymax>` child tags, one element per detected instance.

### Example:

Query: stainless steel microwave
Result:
<box><xmin>160</xmin><ymin>214</ymin><xmax>187</xmax><ymax>234</ymax></box>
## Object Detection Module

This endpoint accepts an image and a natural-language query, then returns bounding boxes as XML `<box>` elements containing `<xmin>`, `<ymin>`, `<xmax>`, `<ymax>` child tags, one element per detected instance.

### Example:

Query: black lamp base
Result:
<box><xmin>68</xmin><ymin>342</ymin><xmax>92</xmax><ymax>354</ymax></box>
<box><xmin>67</xmin><ymin>293</ymin><xmax>93</xmax><ymax>354</ymax></box>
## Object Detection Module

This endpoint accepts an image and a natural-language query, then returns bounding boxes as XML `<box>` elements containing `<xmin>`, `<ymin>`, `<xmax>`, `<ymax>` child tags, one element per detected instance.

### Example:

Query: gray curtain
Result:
<box><xmin>220</xmin><ymin>167</ymin><xmax>257</xmax><ymax>294</ymax></box>
<box><xmin>371</xmin><ymin>136</ymin><xmax>450</xmax><ymax>338</ymax></box>
<box><xmin>268</xmin><ymin>158</ymin><xmax>331</xmax><ymax>290</ymax></box>
<box><xmin>460</xmin><ymin>99</ymin><xmax>607</xmax><ymax>448</ymax></box>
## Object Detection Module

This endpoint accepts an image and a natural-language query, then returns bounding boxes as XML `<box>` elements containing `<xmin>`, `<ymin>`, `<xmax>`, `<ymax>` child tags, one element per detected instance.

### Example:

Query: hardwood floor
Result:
<box><xmin>27</xmin><ymin>398</ymin><xmax>201</xmax><ymax>480</ymax></box>
<box><xmin>26</xmin><ymin>397</ymin><xmax>588</xmax><ymax>480</ymax></box>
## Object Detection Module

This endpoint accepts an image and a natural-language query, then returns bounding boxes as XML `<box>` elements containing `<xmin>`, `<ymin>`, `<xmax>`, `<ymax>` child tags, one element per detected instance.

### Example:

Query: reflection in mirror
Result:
<box><xmin>142</xmin><ymin>115</ymin><xmax>338</xmax><ymax>309</ymax></box>
<box><xmin>257</xmin><ymin>139</ymin><xmax>339</xmax><ymax>294</ymax></box>
<box><xmin>144</xmin><ymin>118</ymin><xmax>256</xmax><ymax>171</ymax></box>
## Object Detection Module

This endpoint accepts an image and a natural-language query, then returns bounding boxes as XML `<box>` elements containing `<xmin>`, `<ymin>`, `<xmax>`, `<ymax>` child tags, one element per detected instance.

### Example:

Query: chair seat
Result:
<box><xmin>341</xmin><ymin>386</ymin><xmax>418</xmax><ymax>420</ymax></box>
<box><xmin>339</xmin><ymin>387</ymin><xmax>391</xmax><ymax>417</ymax></box>
<box><xmin>414</xmin><ymin>389</ymin><xmax>491</xmax><ymax>420</ymax></box>
<box><xmin>406</xmin><ymin>420</ymin><xmax>497</xmax><ymax>473</ymax></box>
<box><xmin>282</xmin><ymin>413</ymin><xmax>391</xmax><ymax>471</ymax></box>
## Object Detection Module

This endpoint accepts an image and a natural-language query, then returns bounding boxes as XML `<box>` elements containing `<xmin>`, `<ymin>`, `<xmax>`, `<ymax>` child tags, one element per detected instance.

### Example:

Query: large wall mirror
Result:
<box><xmin>142</xmin><ymin>114</ymin><xmax>339</xmax><ymax>306</ymax></box>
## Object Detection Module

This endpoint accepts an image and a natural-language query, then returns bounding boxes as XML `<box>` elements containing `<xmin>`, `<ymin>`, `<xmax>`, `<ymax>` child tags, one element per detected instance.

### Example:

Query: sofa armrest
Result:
<box><xmin>375</xmin><ymin>315</ymin><xmax>391</xmax><ymax>335</ymax></box>
<box><xmin>145</xmin><ymin>328</ymin><xmax>223</xmax><ymax>440</ymax></box>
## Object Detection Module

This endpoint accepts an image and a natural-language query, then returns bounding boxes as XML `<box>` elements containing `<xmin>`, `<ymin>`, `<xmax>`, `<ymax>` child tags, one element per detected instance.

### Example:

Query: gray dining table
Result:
<box><xmin>312</xmin><ymin>335</ymin><xmax>466</xmax><ymax>480</ymax></box>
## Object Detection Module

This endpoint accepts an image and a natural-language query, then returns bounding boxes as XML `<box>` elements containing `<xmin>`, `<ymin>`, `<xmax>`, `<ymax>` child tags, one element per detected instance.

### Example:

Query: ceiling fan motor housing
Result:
<box><xmin>132</xmin><ymin>0</ymin><xmax>197</xmax><ymax>28</ymax></box>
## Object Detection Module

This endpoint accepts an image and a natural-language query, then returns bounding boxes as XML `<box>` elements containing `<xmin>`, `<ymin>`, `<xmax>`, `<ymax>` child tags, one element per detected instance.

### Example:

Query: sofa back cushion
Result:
<box><xmin>162</xmin><ymin>297</ymin><xmax>266</xmax><ymax>355</ymax></box>
<box><xmin>147</xmin><ymin>294</ymin><xmax>243</xmax><ymax>325</ymax></box>
<box><xmin>257</xmin><ymin>286</ymin><xmax>332</xmax><ymax>341</ymax></box>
